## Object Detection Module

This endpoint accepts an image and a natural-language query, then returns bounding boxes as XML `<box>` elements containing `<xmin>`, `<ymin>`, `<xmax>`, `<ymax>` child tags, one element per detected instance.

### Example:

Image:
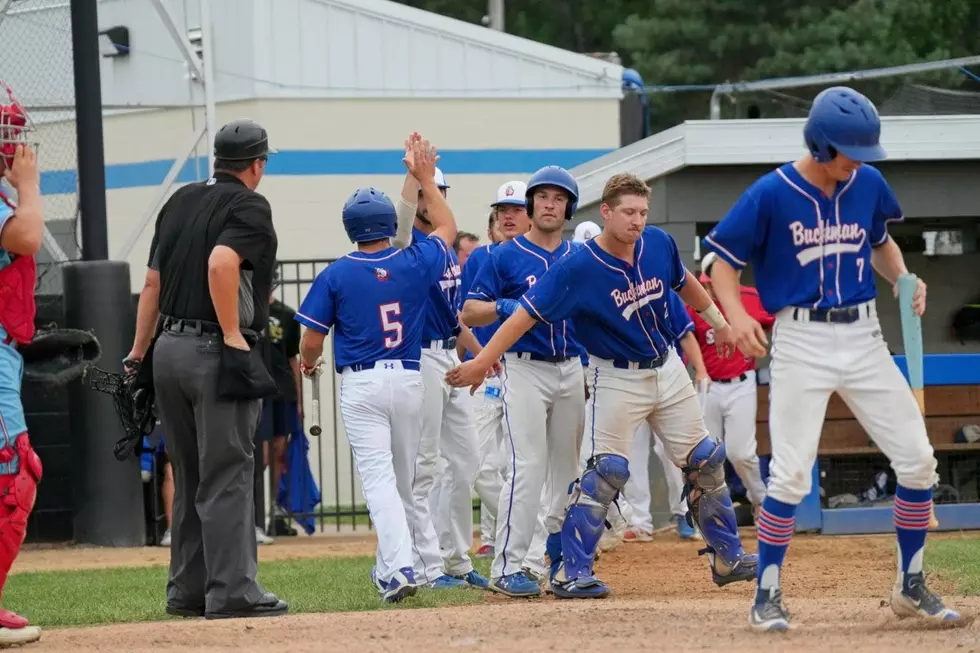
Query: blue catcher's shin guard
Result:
<box><xmin>545</xmin><ymin>532</ymin><xmax>562</xmax><ymax>580</ymax></box>
<box><xmin>684</xmin><ymin>438</ymin><xmax>746</xmax><ymax>572</ymax></box>
<box><xmin>560</xmin><ymin>454</ymin><xmax>630</xmax><ymax>580</ymax></box>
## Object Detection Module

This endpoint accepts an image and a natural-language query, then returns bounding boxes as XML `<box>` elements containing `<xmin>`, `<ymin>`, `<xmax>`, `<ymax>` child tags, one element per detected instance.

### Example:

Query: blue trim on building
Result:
<box><xmin>892</xmin><ymin>353</ymin><xmax>980</xmax><ymax>386</ymax></box>
<box><xmin>39</xmin><ymin>148</ymin><xmax>613</xmax><ymax>195</ymax></box>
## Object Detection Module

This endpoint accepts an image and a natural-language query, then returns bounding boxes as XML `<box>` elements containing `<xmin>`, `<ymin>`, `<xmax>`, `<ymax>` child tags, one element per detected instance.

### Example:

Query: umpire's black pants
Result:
<box><xmin>153</xmin><ymin>330</ymin><xmax>266</xmax><ymax>613</ymax></box>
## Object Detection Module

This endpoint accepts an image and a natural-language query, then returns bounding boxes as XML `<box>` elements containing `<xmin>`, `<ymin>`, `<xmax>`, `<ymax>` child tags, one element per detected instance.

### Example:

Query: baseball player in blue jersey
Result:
<box><xmin>460</xmin><ymin>182</ymin><xmax>531</xmax><ymax>559</ymax></box>
<box><xmin>703</xmin><ymin>87</ymin><xmax>964</xmax><ymax>632</ymax></box>
<box><xmin>460</xmin><ymin>166</ymin><xmax>585</xmax><ymax>597</ymax></box>
<box><xmin>295</xmin><ymin>138</ymin><xmax>456</xmax><ymax>603</ymax></box>
<box><xmin>449</xmin><ymin>172</ymin><xmax>758</xmax><ymax>599</ymax></box>
<box><xmin>382</xmin><ymin>141</ymin><xmax>488</xmax><ymax>590</ymax></box>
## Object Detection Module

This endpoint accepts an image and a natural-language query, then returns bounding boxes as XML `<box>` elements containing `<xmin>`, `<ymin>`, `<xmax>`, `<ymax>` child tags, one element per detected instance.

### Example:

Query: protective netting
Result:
<box><xmin>0</xmin><ymin>0</ymin><xmax>81</xmax><ymax>301</ymax></box>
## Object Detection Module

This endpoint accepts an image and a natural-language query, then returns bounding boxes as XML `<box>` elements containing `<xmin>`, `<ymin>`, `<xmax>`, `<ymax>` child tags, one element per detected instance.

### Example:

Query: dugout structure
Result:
<box><xmin>569</xmin><ymin>114</ymin><xmax>980</xmax><ymax>535</ymax></box>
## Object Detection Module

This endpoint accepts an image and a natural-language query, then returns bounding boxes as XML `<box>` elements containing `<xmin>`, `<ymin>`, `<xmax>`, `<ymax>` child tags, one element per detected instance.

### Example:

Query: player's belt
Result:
<box><xmin>714</xmin><ymin>372</ymin><xmax>748</xmax><ymax>384</ymax></box>
<box><xmin>792</xmin><ymin>304</ymin><xmax>870</xmax><ymax>324</ymax></box>
<box><xmin>345</xmin><ymin>360</ymin><xmax>421</xmax><ymax>372</ymax></box>
<box><xmin>612</xmin><ymin>357</ymin><xmax>664</xmax><ymax>370</ymax></box>
<box><xmin>512</xmin><ymin>352</ymin><xmax>573</xmax><ymax>364</ymax></box>
<box><xmin>422</xmin><ymin>337</ymin><xmax>457</xmax><ymax>350</ymax></box>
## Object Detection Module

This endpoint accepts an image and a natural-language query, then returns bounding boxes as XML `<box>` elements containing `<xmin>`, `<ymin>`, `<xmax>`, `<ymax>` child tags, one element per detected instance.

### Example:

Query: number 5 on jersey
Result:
<box><xmin>380</xmin><ymin>302</ymin><xmax>403</xmax><ymax>348</ymax></box>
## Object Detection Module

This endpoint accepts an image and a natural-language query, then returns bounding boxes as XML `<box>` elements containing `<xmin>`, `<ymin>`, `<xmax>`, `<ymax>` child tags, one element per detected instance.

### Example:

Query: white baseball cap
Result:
<box><xmin>492</xmin><ymin>180</ymin><xmax>527</xmax><ymax>207</ymax></box>
<box><xmin>573</xmin><ymin>221</ymin><xmax>601</xmax><ymax>243</ymax></box>
<box><xmin>420</xmin><ymin>167</ymin><xmax>450</xmax><ymax>191</ymax></box>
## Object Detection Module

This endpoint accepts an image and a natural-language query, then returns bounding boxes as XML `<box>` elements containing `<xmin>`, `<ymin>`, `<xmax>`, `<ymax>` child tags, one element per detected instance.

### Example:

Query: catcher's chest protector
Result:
<box><xmin>0</xmin><ymin>254</ymin><xmax>36</xmax><ymax>345</ymax></box>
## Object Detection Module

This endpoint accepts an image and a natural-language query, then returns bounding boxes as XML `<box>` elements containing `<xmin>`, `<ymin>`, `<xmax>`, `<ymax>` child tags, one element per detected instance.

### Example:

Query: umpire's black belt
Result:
<box><xmin>422</xmin><ymin>336</ymin><xmax>457</xmax><ymax>350</ymax></box>
<box><xmin>512</xmin><ymin>352</ymin><xmax>574</xmax><ymax>364</ymax></box>
<box><xmin>792</xmin><ymin>303</ymin><xmax>871</xmax><ymax>324</ymax></box>
<box><xmin>161</xmin><ymin>316</ymin><xmax>261</xmax><ymax>339</ymax></box>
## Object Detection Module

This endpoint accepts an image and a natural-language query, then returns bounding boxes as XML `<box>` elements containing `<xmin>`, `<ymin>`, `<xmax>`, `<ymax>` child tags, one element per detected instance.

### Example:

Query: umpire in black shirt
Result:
<box><xmin>127</xmin><ymin>119</ymin><xmax>287</xmax><ymax>619</ymax></box>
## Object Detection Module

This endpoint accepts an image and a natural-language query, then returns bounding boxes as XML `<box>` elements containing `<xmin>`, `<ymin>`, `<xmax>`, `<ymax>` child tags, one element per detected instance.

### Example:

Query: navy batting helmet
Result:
<box><xmin>342</xmin><ymin>187</ymin><xmax>397</xmax><ymax>243</ymax></box>
<box><xmin>804</xmin><ymin>87</ymin><xmax>886</xmax><ymax>163</ymax></box>
<box><xmin>526</xmin><ymin>166</ymin><xmax>579</xmax><ymax>220</ymax></box>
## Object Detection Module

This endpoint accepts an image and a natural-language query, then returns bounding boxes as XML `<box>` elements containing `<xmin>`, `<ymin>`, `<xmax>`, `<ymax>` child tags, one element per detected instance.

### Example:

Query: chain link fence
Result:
<box><xmin>0</xmin><ymin>0</ymin><xmax>81</xmax><ymax>304</ymax></box>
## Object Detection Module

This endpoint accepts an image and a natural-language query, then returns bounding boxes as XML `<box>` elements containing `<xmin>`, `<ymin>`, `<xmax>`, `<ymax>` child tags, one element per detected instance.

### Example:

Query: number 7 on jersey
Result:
<box><xmin>380</xmin><ymin>302</ymin><xmax>403</xmax><ymax>348</ymax></box>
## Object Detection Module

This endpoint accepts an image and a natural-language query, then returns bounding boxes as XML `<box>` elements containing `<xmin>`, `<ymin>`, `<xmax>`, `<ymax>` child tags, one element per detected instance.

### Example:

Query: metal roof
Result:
<box><xmin>0</xmin><ymin>0</ymin><xmax>624</xmax><ymax>108</ymax></box>
<box><xmin>571</xmin><ymin>114</ymin><xmax>980</xmax><ymax>208</ymax></box>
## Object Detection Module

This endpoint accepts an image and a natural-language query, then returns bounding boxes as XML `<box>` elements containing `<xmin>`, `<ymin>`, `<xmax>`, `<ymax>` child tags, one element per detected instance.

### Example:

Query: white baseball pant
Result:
<box><xmin>494</xmin><ymin>354</ymin><xmax>584</xmax><ymax>580</ymax></box>
<box><xmin>524</xmin><ymin>474</ymin><xmax>552</xmax><ymax>578</ymax></box>
<box><xmin>702</xmin><ymin>370</ymin><xmax>766</xmax><ymax>506</ymax></box>
<box><xmin>338</xmin><ymin>362</ymin><xmax>423</xmax><ymax>584</ymax></box>
<box><xmin>767</xmin><ymin>301</ymin><xmax>938</xmax><ymax>505</ymax></box>
<box><xmin>409</xmin><ymin>347</ymin><xmax>480</xmax><ymax>581</ymax></box>
<box><xmin>584</xmin><ymin>351</ymin><xmax>708</xmax><ymax>493</ymax></box>
<box><xmin>472</xmin><ymin>377</ymin><xmax>505</xmax><ymax>547</ymax></box>
<box><xmin>429</xmin><ymin>454</ymin><xmax>453</xmax><ymax>553</ymax></box>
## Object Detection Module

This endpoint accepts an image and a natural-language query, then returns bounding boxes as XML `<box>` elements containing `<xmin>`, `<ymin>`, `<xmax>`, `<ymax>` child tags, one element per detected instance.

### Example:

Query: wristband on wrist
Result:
<box><xmin>698</xmin><ymin>303</ymin><xmax>729</xmax><ymax>330</ymax></box>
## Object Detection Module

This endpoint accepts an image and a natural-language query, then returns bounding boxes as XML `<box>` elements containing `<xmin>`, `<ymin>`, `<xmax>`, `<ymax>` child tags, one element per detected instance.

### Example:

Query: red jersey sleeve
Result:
<box><xmin>741</xmin><ymin>286</ymin><xmax>774</xmax><ymax>329</ymax></box>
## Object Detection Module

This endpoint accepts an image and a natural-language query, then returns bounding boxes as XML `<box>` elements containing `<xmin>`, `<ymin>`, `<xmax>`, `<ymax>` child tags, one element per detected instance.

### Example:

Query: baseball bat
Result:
<box><xmin>309</xmin><ymin>374</ymin><xmax>322</xmax><ymax>437</ymax></box>
<box><xmin>897</xmin><ymin>273</ymin><xmax>938</xmax><ymax>528</ymax></box>
<box><xmin>698</xmin><ymin>378</ymin><xmax>708</xmax><ymax>407</ymax></box>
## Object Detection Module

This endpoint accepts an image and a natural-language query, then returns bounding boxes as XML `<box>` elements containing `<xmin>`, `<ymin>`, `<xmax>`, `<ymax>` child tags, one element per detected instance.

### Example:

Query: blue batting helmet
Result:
<box><xmin>342</xmin><ymin>187</ymin><xmax>397</xmax><ymax>243</ymax></box>
<box><xmin>804</xmin><ymin>87</ymin><xmax>886</xmax><ymax>163</ymax></box>
<box><xmin>525</xmin><ymin>165</ymin><xmax>579</xmax><ymax>220</ymax></box>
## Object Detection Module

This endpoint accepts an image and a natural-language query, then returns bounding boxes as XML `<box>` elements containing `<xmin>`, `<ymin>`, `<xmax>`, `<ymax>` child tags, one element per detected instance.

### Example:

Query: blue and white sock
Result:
<box><xmin>893</xmin><ymin>485</ymin><xmax>932</xmax><ymax>585</ymax></box>
<box><xmin>755</xmin><ymin>496</ymin><xmax>796</xmax><ymax>605</ymax></box>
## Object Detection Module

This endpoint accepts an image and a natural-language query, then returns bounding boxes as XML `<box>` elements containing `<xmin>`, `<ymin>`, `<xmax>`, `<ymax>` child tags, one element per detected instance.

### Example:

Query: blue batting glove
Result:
<box><xmin>496</xmin><ymin>299</ymin><xmax>519</xmax><ymax>319</ymax></box>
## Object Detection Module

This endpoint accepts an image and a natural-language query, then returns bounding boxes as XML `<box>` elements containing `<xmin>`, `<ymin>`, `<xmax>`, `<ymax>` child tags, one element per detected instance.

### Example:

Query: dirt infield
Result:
<box><xmin>18</xmin><ymin>530</ymin><xmax>980</xmax><ymax>652</ymax></box>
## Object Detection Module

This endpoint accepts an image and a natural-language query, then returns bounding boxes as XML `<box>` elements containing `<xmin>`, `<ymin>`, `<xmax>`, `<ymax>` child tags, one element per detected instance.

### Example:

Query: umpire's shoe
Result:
<box><xmin>204</xmin><ymin>592</ymin><xmax>288</xmax><ymax>619</ymax></box>
<box><xmin>749</xmin><ymin>588</ymin><xmax>791</xmax><ymax>632</ymax></box>
<box><xmin>890</xmin><ymin>572</ymin><xmax>967</xmax><ymax>624</ymax></box>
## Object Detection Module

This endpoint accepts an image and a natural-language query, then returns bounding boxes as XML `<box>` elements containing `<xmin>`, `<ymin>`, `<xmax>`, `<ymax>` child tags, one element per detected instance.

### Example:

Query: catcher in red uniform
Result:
<box><xmin>0</xmin><ymin>82</ymin><xmax>44</xmax><ymax>648</ymax></box>
<box><xmin>687</xmin><ymin>252</ymin><xmax>774</xmax><ymax>520</ymax></box>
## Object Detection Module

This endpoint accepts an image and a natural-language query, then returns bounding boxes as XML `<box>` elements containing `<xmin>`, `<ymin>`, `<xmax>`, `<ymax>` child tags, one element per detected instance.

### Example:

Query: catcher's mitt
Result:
<box><xmin>20</xmin><ymin>327</ymin><xmax>102</xmax><ymax>386</ymax></box>
<box><xmin>85</xmin><ymin>364</ymin><xmax>157</xmax><ymax>461</ymax></box>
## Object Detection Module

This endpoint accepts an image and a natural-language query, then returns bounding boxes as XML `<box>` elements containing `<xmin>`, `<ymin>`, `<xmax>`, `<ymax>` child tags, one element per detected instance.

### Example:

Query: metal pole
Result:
<box><xmin>200</xmin><ymin>0</ymin><xmax>218</xmax><ymax>175</ymax></box>
<box><xmin>709</xmin><ymin>88</ymin><xmax>722</xmax><ymax>120</ymax></box>
<box><xmin>70</xmin><ymin>0</ymin><xmax>109</xmax><ymax>261</ymax></box>
<box><xmin>488</xmin><ymin>0</ymin><xmax>504</xmax><ymax>31</ymax></box>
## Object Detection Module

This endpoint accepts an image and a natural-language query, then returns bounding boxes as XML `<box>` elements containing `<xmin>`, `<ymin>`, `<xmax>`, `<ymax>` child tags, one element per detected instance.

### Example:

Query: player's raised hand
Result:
<box><xmin>3</xmin><ymin>144</ymin><xmax>38</xmax><ymax>190</ymax></box>
<box><xmin>445</xmin><ymin>359</ymin><xmax>490</xmax><ymax>395</ymax></box>
<box><xmin>894</xmin><ymin>277</ymin><xmax>927</xmax><ymax>316</ymax></box>
<box><xmin>402</xmin><ymin>132</ymin><xmax>420</xmax><ymax>175</ymax></box>
<box><xmin>727</xmin><ymin>313</ymin><xmax>768</xmax><ymax>359</ymax></box>
<box><xmin>406</xmin><ymin>138</ymin><xmax>438</xmax><ymax>184</ymax></box>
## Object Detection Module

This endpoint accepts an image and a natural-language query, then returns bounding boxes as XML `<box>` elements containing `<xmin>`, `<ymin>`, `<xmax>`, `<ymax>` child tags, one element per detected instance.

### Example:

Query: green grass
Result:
<box><xmin>927</xmin><ymin>537</ymin><xmax>980</xmax><ymax>596</ymax></box>
<box><xmin>4</xmin><ymin>556</ymin><xmax>492</xmax><ymax>628</ymax></box>
<box><xmin>302</xmin><ymin>504</ymin><xmax>483</xmax><ymax>527</ymax></box>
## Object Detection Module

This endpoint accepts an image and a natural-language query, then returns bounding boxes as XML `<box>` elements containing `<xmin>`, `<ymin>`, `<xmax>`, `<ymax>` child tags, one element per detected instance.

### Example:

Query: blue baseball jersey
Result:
<box><xmin>295</xmin><ymin>236</ymin><xmax>450</xmax><ymax>373</ymax></box>
<box><xmin>411</xmin><ymin>227</ymin><xmax>461</xmax><ymax>341</ymax></box>
<box><xmin>703</xmin><ymin>163</ymin><xmax>902</xmax><ymax>314</ymax></box>
<box><xmin>459</xmin><ymin>243</ymin><xmax>497</xmax><ymax>362</ymax></box>
<box><xmin>519</xmin><ymin>226</ymin><xmax>687</xmax><ymax>362</ymax></box>
<box><xmin>467</xmin><ymin>235</ymin><xmax>581</xmax><ymax>359</ymax></box>
<box><xmin>664</xmin><ymin>290</ymin><xmax>695</xmax><ymax>358</ymax></box>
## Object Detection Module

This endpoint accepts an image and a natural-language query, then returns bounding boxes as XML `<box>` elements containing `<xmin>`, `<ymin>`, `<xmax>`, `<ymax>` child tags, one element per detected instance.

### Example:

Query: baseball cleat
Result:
<box><xmin>890</xmin><ymin>572</ymin><xmax>966</xmax><ymax>624</ymax></box>
<box><xmin>452</xmin><ymin>570</ymin><xmax>490</xmax><ymax>589</ymax></box>
<box><xmin>702</xmin><ymin>549</ymin><xmax>758</xmax><ymax>586</ymax></box>
<box><xmin>381</xmin><ymin>567</ymin><xmax>418</xmax><ymax>603</ymax></box>
<box><xmin>426</xmin><ymin>575</ymin><xmax>467</xmax><ymax>590</ymax></box>
<box><xmin>622</xmin><ymin>527</ymin><xmax>653</xmax><ymax>543</ymax></box>
<box><xmin>489</xmin><ymin>571</ymin><xmax>541</xmax><ymax>598</ymax></box>
<box><xmin>475</xmin><ymin>544</ymin><xmax>494</xmax><ymax>558</ymax></box>
<box><xmin>750</xmin><ymin>588</ymin><xmax>791</xmax><ymax>633</ymax></box>
<box><xmin>550</xmin><ymin>572</ymin><xmax>610</xmax><ymax>599</ymax></box>
<box><xmin>674</xmin><ymin>515</ymin><xmax>700</xmax><ymax>541</ymax></box>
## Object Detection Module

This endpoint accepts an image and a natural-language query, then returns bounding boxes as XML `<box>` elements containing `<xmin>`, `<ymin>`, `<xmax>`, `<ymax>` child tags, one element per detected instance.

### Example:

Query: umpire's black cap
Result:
<box><xmin>213</xmin><ymin>119</ymin><xmax>278</xmax><ymax>161</ymax></box>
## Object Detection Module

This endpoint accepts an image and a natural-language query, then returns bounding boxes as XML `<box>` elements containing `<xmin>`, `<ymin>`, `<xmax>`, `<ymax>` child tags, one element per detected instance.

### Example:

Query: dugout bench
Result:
<box><xmin>755</xmin><ymin>353</ymin><xmax>980</xmax><ymax>535</ymax></box>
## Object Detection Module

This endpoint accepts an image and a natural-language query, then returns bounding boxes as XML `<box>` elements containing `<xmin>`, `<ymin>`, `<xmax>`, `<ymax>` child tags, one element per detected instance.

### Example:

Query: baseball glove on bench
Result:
<box><xmin>20</xmin><ymin>326</ymin><xmax>102</xmax><ymax>386</ymax></box>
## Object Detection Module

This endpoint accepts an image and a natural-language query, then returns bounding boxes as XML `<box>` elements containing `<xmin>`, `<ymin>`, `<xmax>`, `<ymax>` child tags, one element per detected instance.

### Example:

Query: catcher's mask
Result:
<box><xmin>0</xmin><ymin>81</ymin><xmax>37</xmax><ymax>173</ymax></box>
